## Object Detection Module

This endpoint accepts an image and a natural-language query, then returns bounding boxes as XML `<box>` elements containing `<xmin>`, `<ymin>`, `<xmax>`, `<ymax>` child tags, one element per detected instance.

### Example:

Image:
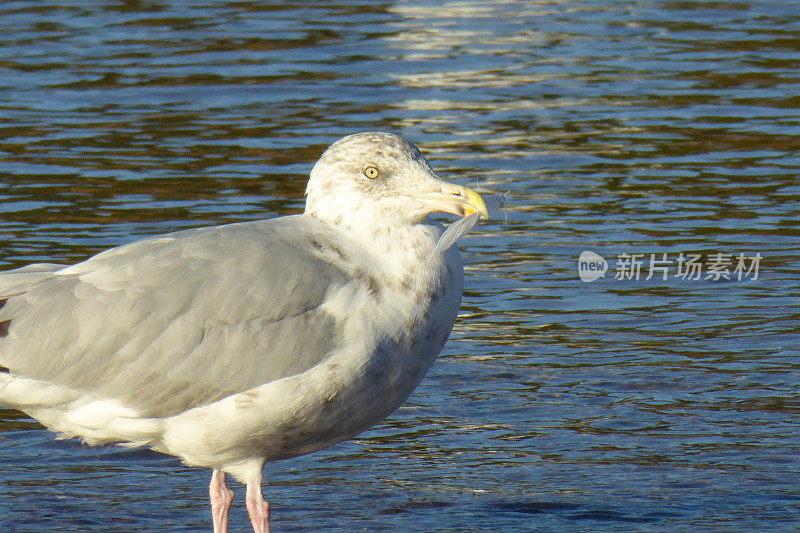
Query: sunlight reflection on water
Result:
<box><xmin>0</xmin><ymin>1</ymin><xmax>798</xmax><ymax>531</ymax></box>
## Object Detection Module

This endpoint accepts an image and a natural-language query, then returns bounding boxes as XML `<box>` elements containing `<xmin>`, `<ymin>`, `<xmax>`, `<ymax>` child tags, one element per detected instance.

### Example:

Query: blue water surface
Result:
<box><xmin>0</xmin><ymin>1</ymin><xmax>798</xmax><ymax>531</ymax></box>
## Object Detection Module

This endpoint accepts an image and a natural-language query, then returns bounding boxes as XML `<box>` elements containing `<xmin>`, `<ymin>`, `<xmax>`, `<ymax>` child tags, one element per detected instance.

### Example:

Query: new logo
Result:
<box><xmin>578</xmin><ymin>250</ymin><xmax>608</xmax><ymax>282</ymax></box>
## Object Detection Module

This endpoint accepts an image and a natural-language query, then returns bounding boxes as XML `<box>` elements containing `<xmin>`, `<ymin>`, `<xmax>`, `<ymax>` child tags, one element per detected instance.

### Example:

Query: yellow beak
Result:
<box><xmin>417</xmin><ymin>182</ymin><xmax>489</xmax><ymax>219</ymax></box>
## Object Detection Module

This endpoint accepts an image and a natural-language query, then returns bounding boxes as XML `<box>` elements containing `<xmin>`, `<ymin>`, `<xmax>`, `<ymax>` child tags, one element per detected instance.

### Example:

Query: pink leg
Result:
<box><xmin>245</xmin><ymin>477</ymin><xmax>271</xmax><ymax>533</ymax></box>
<box><xmin>209</xmin><ymin>469</ymin><xmax>234</xmax><ymax>533</ymax></box>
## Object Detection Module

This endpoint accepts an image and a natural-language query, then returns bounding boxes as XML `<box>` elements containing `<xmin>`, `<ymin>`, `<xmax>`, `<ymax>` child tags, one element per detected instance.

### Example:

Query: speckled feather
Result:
<box><xmin>0</xmin><ymin>132</ymin><xmax>477</xmax><ymax>488</ymax></box>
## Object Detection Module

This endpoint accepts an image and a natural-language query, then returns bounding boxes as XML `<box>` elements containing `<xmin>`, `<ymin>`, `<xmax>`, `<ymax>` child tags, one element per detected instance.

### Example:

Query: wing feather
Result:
<box><xmin>0</xmin><ymin>216</ymin><xmax>360</xmax><ymax>417</ymax></box>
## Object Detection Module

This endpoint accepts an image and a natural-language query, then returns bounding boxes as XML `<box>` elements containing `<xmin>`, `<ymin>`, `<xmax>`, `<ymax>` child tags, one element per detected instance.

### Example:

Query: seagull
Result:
<box><xmin>0</xmin><ymin>132</ymin><xmax>487</xmax><ymax>532</ymax></box>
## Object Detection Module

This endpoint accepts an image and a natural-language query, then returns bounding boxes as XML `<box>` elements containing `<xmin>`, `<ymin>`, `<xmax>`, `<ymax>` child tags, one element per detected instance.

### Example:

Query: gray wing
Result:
<box><xmin>0</xmin><ymin>215</ymin><xmax>359</xmax><ymax>418</ymax></box>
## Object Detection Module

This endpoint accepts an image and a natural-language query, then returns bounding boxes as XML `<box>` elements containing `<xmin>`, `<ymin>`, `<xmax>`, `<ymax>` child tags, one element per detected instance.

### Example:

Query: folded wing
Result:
<box><xmin>0</xmin><ymin>216</ymin><xmax>357</xmax><ymax>418</ymax></box>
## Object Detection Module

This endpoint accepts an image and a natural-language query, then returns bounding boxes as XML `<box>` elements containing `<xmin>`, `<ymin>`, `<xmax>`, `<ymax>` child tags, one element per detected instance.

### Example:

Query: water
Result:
<box><xmin>1</xmin><ymin>1</ymin><xmax>798</xmax><ymax>531</ymax></box>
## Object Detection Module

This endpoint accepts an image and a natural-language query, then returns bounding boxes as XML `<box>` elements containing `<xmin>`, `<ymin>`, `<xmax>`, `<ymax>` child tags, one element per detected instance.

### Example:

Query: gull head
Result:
<box><xmin>305</xmin><ymin>132</ymin><xmax>487</xmax><ymax>229</ymax></box>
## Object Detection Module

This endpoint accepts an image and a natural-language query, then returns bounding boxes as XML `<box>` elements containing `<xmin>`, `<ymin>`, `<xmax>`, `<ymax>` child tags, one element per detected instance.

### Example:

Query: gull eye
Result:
<box><xmin>363</xmin><ymin>165</ymin><xmax>379</xmax><ymax>179</ymax></box>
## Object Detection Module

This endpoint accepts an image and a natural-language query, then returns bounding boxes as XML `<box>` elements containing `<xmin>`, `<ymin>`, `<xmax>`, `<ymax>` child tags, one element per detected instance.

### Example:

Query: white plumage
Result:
<box><xmin>0</xmin><ymin>132</ymin><xmax>487</xmax><ymax>532</ymax></box>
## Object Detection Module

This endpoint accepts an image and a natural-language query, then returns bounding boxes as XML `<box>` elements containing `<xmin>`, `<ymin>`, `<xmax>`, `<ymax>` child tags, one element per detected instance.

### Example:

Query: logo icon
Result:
<box><xmin>578</xmin><ymin>251</ymin><xmax>607</xmax><ymax>282</ymax></box>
